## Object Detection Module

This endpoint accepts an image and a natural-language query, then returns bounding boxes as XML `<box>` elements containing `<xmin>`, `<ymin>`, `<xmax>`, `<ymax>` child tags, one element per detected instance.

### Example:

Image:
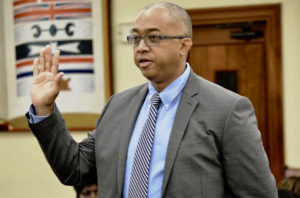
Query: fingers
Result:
<box><xmin>35</xmin><ymin>45</ymin><xmax>60</xmax><ymax>75</ymax></box>
<box><xmin>51</xmin><ymin>50</ymin><xmax>60</xmax><ymax>75</ymax></box>
<box><xmin>45</xmin><ymin>46</ymin><xmax>52</xmax><ymax>72</ymax></box>
<box><xmin>39</xmin><ymin>47</ymin><xmax>46</xmax><ymax>72</ymax></box>
<box><xmin>38</xmin><ymin>45</ymin><xmax>52</xmax><ymax>72</ymax></box>
<box><xmin>38</xmin><ymin>45</ymin><xmax>51</xmax><ymax>71</ymax></box>
<box><xmin>52</xmin><ymin>50</ymin><xmax>63</xmax><ymax>84</ymax></box>
<box><xmin>33</xmin><ymin>58</ymin><xmax>39</xmax><ymax>76</ymax></box>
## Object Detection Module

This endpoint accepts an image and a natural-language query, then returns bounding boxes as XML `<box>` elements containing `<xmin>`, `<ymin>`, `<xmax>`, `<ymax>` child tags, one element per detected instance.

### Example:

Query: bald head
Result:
<box><xmin>140</xmin><ymin>2</ymin><xmax>193</xmax><ymax>39</ymax></box>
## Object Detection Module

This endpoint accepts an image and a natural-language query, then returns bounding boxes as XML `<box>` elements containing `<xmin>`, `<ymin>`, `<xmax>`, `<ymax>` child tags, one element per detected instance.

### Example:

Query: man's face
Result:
<box><xmin>79</xmin><ymin>184</ymin><xmax>98</xmax><ymax>198</ymax></box>
<box><xmin>132</xmin><ymin>7</ymin><xmax>187</xmax><ymax>90</ymax></box>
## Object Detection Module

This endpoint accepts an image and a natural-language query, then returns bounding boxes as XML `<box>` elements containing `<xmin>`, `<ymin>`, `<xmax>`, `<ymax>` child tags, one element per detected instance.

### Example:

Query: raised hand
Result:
<box><xmin>31</xmin><ymin>45</ymin><xmax>64</xmax><ymax>116</ymax></box>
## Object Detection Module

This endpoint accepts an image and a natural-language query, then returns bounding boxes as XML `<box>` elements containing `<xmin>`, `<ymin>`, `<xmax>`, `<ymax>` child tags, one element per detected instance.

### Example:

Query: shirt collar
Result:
<box><xmin>147</xmin><ymin>63</ymin><xmax>191</xmax><ymax>109</ymax></box>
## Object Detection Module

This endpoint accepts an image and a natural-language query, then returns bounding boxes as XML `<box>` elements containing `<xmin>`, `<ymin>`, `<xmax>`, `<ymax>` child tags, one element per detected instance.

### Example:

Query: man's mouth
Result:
<box><xmin>138</xmin><ymin>59</ymin><xmax>152</xmax><ymax>67</ymax></box>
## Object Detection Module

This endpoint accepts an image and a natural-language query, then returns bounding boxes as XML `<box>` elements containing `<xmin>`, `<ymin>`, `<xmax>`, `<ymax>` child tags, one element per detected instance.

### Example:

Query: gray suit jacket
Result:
<box><xmin>27</xmin><ymin>71</ymin><xmax>278</xmax><ymax>198</ymax></box>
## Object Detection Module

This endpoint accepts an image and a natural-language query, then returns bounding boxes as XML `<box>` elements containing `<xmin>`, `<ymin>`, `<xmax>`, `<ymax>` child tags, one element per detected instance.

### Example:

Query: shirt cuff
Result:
<box><xmin>28</xmin><ymin>104</ymin><xmax>52</xmax><ymax>124</ymax></box>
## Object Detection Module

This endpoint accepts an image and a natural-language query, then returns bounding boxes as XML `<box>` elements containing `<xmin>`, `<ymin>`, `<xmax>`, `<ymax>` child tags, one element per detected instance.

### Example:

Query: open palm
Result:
<box><xmin>31</xmin><ymin>46</ymin><xmax>64</xmax><ymax>116</ymax></box>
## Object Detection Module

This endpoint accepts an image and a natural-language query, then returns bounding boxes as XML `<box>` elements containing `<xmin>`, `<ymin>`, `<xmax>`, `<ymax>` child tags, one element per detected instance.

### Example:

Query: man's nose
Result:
<box><xmin>136</xmin><ymin>37</ymin><xmax>150</xmax><ymax>52</ymax></box>
<box><xmin>90</xmin><ymin>192</ymin><xmax>97</xmax><ymax>198</ymax></box>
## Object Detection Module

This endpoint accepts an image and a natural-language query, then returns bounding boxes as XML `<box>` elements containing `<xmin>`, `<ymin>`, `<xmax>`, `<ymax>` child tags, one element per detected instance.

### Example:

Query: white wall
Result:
<box><xmin>0</xmin><ymin>0</ymin><xmax>299</xmax><ymax>198</ymax></box>
<box><xmin>0</xmin><ymin>132</ymin><xmax>87</xmax><ymax>198</ymax></box>
<box><xmin>0</xmin><ymin>0</ymin><xmax>7</xmax><ymax>119</ymax></box>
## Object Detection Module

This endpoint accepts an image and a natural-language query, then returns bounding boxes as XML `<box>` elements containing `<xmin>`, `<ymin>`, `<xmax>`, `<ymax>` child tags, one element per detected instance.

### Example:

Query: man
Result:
<box><xmin>27</xmin><ymin>2</ymin><xmax>278</xmax><ymax>198</ymax></box>
<box><xmin>74</xmin><ymin>181</ymin><xmax>98</xmax><ymax>198</ymax></box>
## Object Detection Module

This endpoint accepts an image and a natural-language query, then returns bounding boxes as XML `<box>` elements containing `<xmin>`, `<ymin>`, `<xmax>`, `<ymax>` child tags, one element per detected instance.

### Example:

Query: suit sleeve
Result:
<box><xmin>26</xmin><ymin>97</ymin><xmax>113</xmax><ymax>186</ymax></box>
<box><xmin>26</xmin><ymin>107</ymin><xmax>95</xmax><ymax>186</ymax></box>
<box><xmin>222</xmin><ymin>96</ymin><xmax>278</xmax><ymax>198</ymax></box>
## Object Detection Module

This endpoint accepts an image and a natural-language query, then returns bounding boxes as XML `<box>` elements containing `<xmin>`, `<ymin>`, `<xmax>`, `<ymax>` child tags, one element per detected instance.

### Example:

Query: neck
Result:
<box><xmin>151</xmin><ymin>62</ymin><xmax>186</xmax><ymax>92</ymax></box>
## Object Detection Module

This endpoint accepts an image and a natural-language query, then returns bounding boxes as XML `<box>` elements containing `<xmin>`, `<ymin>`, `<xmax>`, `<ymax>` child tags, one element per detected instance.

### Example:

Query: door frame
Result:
<box><xmin>187</xmin><ymin>4</ymin><xmax>284</xmax><ymax>182</ymax></box>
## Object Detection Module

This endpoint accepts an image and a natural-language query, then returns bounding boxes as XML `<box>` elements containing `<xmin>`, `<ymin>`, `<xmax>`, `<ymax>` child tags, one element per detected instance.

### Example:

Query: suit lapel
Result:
<box><xmin>161</xmin><ymin>72</ymin><xmax>199</xmax><ymax>196</ymax></box>
<box><xmin>117</xmin><ymin>85</ymin><xmax>148</xmax><ymax>196</ymax></box>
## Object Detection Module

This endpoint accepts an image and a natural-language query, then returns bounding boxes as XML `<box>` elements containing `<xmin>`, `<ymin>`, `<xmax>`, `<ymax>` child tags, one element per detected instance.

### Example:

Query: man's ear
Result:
<box><xmin>180</xmin><ymin>38</ymin><xmax>193</xmax><ymax>57</ymax></box>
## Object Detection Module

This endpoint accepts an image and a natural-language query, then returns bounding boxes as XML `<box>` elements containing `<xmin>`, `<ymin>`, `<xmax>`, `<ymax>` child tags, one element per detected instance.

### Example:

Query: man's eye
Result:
<box><xmin>148</xmin><ymin>35</ymin><xmax>160</xmax><ymax>42</ymax></box>
<box><xmin>132</xmin><ymin>36</ymin><xmax>141</xmax><ymax>42</ymax></box>
<box><xmin>81</xmin><ymin>191</ymin><xmax>91</xmax><ymax>196</ymax></box>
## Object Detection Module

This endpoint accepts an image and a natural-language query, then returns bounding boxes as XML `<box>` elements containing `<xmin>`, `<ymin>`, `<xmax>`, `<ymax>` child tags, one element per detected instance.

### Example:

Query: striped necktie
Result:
<box><xmin>128</xmin><ymin>93</ymin><xmax>161</xmax><ymax>198</ymax></box>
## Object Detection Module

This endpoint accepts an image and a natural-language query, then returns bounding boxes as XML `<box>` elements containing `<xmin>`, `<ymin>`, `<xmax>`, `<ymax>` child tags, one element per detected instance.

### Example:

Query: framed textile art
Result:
<box><xmin>0</xmin><ymin>0</ymin><xmax>112</xmax><ymax>131</ymax></box>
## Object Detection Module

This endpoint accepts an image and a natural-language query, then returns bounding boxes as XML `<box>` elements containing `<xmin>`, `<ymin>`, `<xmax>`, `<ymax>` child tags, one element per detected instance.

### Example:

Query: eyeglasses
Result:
<box><xmin>127</xmin><ymin>34</ymin><xmax>190</xmax><ymax>47</ymax></box>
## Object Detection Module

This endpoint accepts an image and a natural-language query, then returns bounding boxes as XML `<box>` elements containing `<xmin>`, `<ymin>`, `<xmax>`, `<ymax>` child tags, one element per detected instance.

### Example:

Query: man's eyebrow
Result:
<box><xmin>130</xmin><ymin>28</ymin><xmax>161</xmax><ymax>34</ymax></box>
<box><xmin>130</xmin><ymin>28</ymin><xmax>139</xmax><ymax>34</ymax></box>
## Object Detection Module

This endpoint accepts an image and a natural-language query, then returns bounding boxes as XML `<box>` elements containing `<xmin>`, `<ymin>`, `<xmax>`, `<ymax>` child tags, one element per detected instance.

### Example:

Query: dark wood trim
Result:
<box><xmin>0</xmin><ymin>122</ymin><xmax>11</xmax><ymax>131</ymax></box>
<box><xmin>187</xmin><ymin>4</ymin><xmax>284</xmax><ymax>182</ymax></box>
<box><xmin>102</xmin><ymin>0</ymin><xmax>113</xmax><ymax>99</ymax></box>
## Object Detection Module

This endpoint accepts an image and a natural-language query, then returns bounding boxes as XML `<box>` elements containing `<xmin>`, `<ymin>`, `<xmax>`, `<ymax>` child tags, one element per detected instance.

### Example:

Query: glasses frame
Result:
<box><xmin>127</xmin><ymin>34</ymin><xmax>190</xmax><ymax>47</ymax></box>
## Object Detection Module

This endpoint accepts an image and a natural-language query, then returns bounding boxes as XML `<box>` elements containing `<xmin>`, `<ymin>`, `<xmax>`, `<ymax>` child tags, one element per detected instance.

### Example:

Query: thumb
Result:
<box><xmin>54</xmin><ymin>72</ymin><xmax>64</xmax><ymax>83</ymax></box>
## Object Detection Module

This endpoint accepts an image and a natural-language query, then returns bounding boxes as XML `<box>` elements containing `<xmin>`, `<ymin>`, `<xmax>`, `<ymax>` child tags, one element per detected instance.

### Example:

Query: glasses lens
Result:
<box><xmin>147</xmin><ymin>35</ymin><xmax>160</xmax><ymax>45</ymax></box>
<box><xmin>127</xmin><ymin>35</ymin><xmax>141</xmax><ymax>45</ymax></box>
<box><xmin>127</xmin><ymin>35</ymin><xmax>163</xmax><ymax>47</ymax></box>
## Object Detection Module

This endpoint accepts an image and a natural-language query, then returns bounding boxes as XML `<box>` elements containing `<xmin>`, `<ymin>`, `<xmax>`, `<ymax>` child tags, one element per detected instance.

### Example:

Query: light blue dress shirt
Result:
<box><xmin>29</xmin><ymin>64</ymin><xmax>191</xmax><ymax>198</ymax></box>
<box><xmin>28</xmin><ymin>105</ymin><xmax>48</xmax><ymax>123</ymax></box>
<box><xmin>123</xmin><ymin>64</ymin><xmax>191</xmax><ymax>198</ymax></box>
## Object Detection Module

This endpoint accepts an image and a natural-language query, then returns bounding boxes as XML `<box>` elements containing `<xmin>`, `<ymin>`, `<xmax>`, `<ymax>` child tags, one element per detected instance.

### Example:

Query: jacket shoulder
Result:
<box><xmin>188</xmin><ymin>72</ymin><xmax>243</xmax><ymax>103</ymax></box>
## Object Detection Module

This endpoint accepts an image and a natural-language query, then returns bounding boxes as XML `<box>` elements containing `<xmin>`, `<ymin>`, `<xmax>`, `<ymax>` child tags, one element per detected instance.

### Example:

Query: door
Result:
<box><xmin>189</xmin><ymin>23</ymin><xmax>268</xmax><ymax>152</ymax></box>
<box><xmin>187</xmin><ymin>5</ymin><xmax>284</xmax><ymax>182</ymax></box>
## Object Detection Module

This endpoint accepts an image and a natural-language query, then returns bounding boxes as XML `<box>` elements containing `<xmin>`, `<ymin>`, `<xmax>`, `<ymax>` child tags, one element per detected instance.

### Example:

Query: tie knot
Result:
<box><xmin>151</xmin><ymin>93</ymin><xmax>161</xmax><ymax>107</ymax></box>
